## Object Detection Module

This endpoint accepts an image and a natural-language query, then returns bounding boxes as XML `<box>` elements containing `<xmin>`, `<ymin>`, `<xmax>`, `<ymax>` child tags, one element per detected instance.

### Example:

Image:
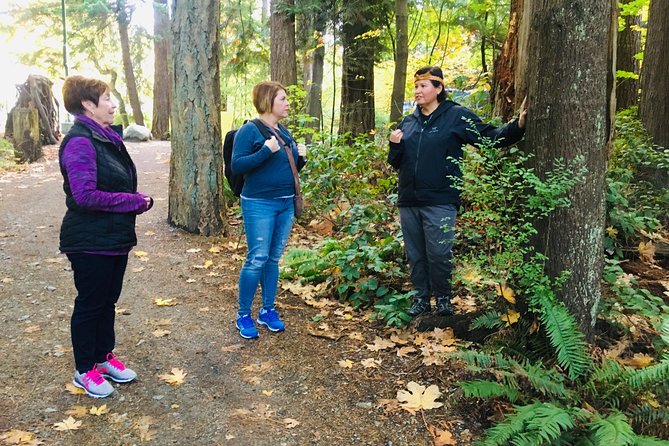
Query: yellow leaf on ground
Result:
<box><xmin>208</xmin><ymin>246</ymin><xmax>221</xmax><ymax>253</ymax></box>
<box><xmin>134</xmin><ymin>416</ymin><xmax>156</xmax><ymax>442</ymax></box>
<box><xmin>496</xmin><ymin>283</ymin><xmax>516</xmax><ymax>304</ymax></box>
<box><xmin>64</xmin><ymin>383</ymin><xmax>86</xmax><ymax>395</ymax></box>
<box><xmin>397</xmin><ymin>346</ymin><xmax>418</xmax><ymax>357</ymax></box>
<box><xmin>53</xmin><ymin>416</ymin><xmax>82</xmax><ymax>431</ymax></box>
<box><xmin>501</xmin><ymin>310</ymin><xmax>520</xmax><ymax>325</ymax></box>
<box><xmin>621</xmin><ymin>353</ymin><xmax>654</xmax><ymax>368</ymax></box>
<box><xmin>0</xmin><ymin>429</ymin><xmax>40</xmax><ymax>445</ymax></box>
<box><xmin>639</xmin><ymin>241</ymin><xmax>656</xmax><ymax>263</ymax></box>
<box><xmin>338</xmin><ymin>359</ymin><xmax>354</xmax><ymax>369</ymax></box>
<box><xmin>158</xmin><ymin>368</ymin><xmax>187</xmax><ymax>385</ymax></box>
<box><xmin>134</xmin><ymin>251</ymin><xmax>148</xmax><ymax>258</ymax></box>
<box><xmin>429</xmin><ymin>425</ymin><xmax>457</xmax><ymax>446</ymax></box>
<box><xmin>89</xmin><ymin>404</ymin><xmax>110</xmax><ymax>416</ymax></box>
<box><xmin>65</xmin><ymin>405</ymin><xmax>89</xmax><ymax>417</ymax></box>
<box><xmin>461</xmin><ymin>267</ymin><xmax>482</xmax><ymax>284</ymax></box>
<box><xmin>397</xmin><ymin>381</ymin><xmax>443</xmax><ymax>414</ymax></box>
<box><xmin>262</xmin><ymin>389</ymin><xmax>273</xmax><ymax>396</ymax></box>
<box><xmin>154</xmin><ymin>297</ymin><xmax>177</xmax><ymax>307</ymax></box>
<box><xmin>366</xmin><ymin>336</ymin><xmax>396</xmax><ymax>351</ymax></box>
<box><xmin>361</xmin><ymin>358</ymin><xmax>382</xmax><ymax>368</ymax></box>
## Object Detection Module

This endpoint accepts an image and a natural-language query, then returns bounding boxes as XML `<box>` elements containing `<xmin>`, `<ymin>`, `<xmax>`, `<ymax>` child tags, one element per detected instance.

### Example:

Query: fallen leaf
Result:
<box><xmin>89</xmin><ymin>404</ymin><xmax>110</xmax><ymax>416</ymax></box>
<box><xmin>639</xmin><ymin>241</ymin><xmax>656</xmax><ymax>263</ymax></box>
<box><xmin>496</xmin><ymin>283</ymin><xmax>516</xmax><ymax>304</ymax></box>
<box><xmin>501</xmin><ymin>310</ymin><xmax>520</xmax><ymax>325</ymax></box>
<box><xmin>0</xmin><ymin>429</ymin><xmax>40</xmax><ymax>445</ymax></box>
<box><xmin>134</xmin><ymin>251</ymin><xmax>148</xmax><ymax>258</ymax></box>
<box><xmin>429</xmin><ymin>425</ymin><xmax>456</xmax><ymax>446</ymax></box>
<box><xmin>144</xmin><ymin>231</ymin><xmax>155</xmax><ymax>236</ymax></box>
<box><xmin>158</xmin><ymin>368</ymin><xmax>187</xmax><ymax>385</ymax></box>
<box><xmin>361</xmin><ymin>358</ymin><xmax>382</xmax><ymax>369</ymax></box>
<box><xmin>366</xmin><ymin>336</ymin><xmax>396</xmax><ymax>351</ymax></box>
<box><xmin>621</xmin><ymin>353</ymin><xmax>654</xmax><ymax>368</ymax></box>
<box><xmin>208</xmin><ymin>246</ymin><xmax>221</xmax><ymax>253</ymax></box>
<box><xmin>1</xmin><ymin>277</ymin><xmax>13</xmax><ymax>283</ymax></box>
<box><xmin>283</xmin><ymin>418</ymin><xmax>300</xmax><ymax>428</ymax></box>
<box><xmin>154</xmin><ymin>297</ymin><xmax>177</xmax><ymax>307</ymax></box>
<box><xmin>64</xmin><ymin>383</ymin><xmax>86</xmax><ymax>395</ymax></box>
<box><xmin>134</xmin><ymin>416</ymin><xmax>156</xmax><ymax>442</ymax></box>
<box><xmin>338</xmin><ymin>359</ymin><xmax>354</xmax><ymax>368</ymax></box>
<box><xmin>53</xmin><ymin>416</ymin><xmax>82</xmax><ymax>431</ymax></box>
<box><xmin>397</xmin><ymin>381</ymin><xmax>443</xmax><ymax>414</ymax></box>
<box><xmin>65</xmin><ymin>405</ymin><xmax>88</xmax><ymax>417</ymax></box>
<box><xmin>262</xmin><ymin>389</ymin><xmax>274</xmax><ymax>396</ymax></box>
<box><xmin>152</xmin><ymin>329</ymin><xmax>171</xmax><ymax>337</ymax></box>
<box><xmin>397</xmin><ymin>346</ymin><xmax>418</xmax><ymax>357</ymax></box>
<box><xmin>225</xmin><ymin>434</ymin><xmax>235</xmax><ymax>440</ymax></box>
<box><xmin>186</xmin><ymin>248</ymin><xmax>201</xmax><ymax>253</ymax></box>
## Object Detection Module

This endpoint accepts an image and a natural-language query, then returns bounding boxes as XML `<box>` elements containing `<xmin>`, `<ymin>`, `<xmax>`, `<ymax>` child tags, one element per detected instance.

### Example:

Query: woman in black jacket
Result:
<box><xmin>388</xmin><ymin>66</ymin><xmax>527</xmax><ymax>318</ymax></box>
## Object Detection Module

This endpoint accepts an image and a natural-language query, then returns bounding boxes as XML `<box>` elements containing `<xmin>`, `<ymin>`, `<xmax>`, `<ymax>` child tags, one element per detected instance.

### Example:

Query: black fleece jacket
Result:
<box><xmin>388</xmin><ymin>100</ymin><xmax>525</xmax><ymax>207</ymax></box>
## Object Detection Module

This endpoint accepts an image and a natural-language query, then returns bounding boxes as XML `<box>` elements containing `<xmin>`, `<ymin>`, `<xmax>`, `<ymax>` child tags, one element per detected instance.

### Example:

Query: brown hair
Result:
<box><xmin>252</xmin><ymin>81</ymin><xmax>286</xmax><ymax>114</ymax></box>
<box><xmin>62</xmin><ymin>75</ymin><xmax>110</xmax><ymax>115</ymax></box>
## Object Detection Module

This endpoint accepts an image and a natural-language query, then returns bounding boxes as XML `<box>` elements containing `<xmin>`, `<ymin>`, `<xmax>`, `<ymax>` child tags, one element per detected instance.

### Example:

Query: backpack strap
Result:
<box><xmin>250</xmin><ymin>118</ymin><xmax>274</xmax><ymax>140</ymax></box>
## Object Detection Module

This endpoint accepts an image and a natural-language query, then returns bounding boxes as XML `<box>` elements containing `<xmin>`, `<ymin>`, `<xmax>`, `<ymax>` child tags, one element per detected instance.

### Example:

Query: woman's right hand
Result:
<box><xmin>265</xmin><ymin>136</ymin><xmax>280</xmax><ymax>153</ymax></box>
<box><xmin>389</xmin><ymin>129</ymin><xmax>404</xmax><ymax>144</ymax></box>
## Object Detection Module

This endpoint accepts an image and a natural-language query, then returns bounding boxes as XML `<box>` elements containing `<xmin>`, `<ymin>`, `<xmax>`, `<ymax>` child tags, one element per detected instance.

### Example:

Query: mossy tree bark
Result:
<box><xmin>152</xmin><ymin>0</ymin><xmax>171</xmax><ymax>140</ymax></box>
<box><xmin>168</xmin><ymin>0</ymin><xmax>225</xmax><ymax>236</ymax></box>
<box><xmin>389</xmin><ymin>0</ymin><xmax>408</xmax><ymax>125</ymax></box>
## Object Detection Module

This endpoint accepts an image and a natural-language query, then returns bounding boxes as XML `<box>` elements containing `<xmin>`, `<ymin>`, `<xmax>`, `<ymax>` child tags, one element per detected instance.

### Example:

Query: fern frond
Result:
<box><xmin>471</xmin><ymin>311</ymin><xmax>506</xmax><ymax>330</ymax></box>
<box><xmin>630</xmin><ymin>404</ymin><xmax>669</xmax><ymax>425</ymax></box>
<box><xmin>524</xmin><ymin>403</ymin><xmax>577</xmax><ymax>443</ymax></box>
<box><xmin>455</xmin><ymin>350</ymin><xmax>515</xmax><ymax>370</ymax></box>
<box><xmin>538</xmin><ymin>296</ymin><xmax>592</xmax><ymax>380</ymax></box>
<box><xmin>460</xmin><ymin>380</ymin><xmax>521</xmax><ymax>402</ymax></box>
<box><xmin>627</xmin><ymin>360</ymin><xmax>669</xmax><ymax>392</ymax></box>
<box><xmin>479</xmin><ymin>403</ymin><xmax>543</xmax><ymax>446</ymax></box>
<box><xmin>519</xmin><ymin>362</ymin><xmax>571</xmax><ymax>399</ymax></box>
<box><xmin>634</xmin><ymin>436</ymin><xmax>669</xmax><ymax>446</ymax></box>
<box><xmin>589</xmin><ymin>412</ymin><xmax>637</xmax><ymax>446</ymax></box>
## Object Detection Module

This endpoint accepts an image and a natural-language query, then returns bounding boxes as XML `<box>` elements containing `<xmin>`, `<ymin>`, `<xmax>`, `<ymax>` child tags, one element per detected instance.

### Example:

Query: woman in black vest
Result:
<box><xmin>59</xmin><ymin>75</ymin><xmax>153</xmax><ymax>398</ymax></box>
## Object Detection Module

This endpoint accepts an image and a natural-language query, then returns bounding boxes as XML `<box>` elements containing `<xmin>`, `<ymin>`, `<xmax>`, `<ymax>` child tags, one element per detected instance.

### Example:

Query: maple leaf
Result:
<box><xmin>109</xmin><ymin>413</ymin><xmax>128</xmax><ymax>424</ymax></box>
<box><xmin>366</xmin><ymin>336</ymin><xmax>396</xmax><ymax>351</ymax></box>
<box><xmin>397</xmin><ymin>346</ymin><xmax>418</xmax><ymax>357</ymax></box>
<box><xmin>429</xmin><ymin>425</ymin><xmax>456</xmax><ymax>446</ymax></box>
<box><xmin>346</xmin><ymin>331</ymin><xmax>365</xmax><ymax>341</ymax></box>
<box><xmin>283</xmin><ymin>418</ymin><xmax>300</xmax><ymax>428</ymax></box>
<box><xmin>53</xmin><ymin>416</ymin><xmax>82</xmax><ymax>431</ymax></box>
<box><xmin>89</xmin><ymin>404</ymin><xmax>110</xmax><ymax>416</ymax></box>
<box><xmin>134</xmin><ymin>416</ymin><xmax>156</xmax><ymax>442</ymax></box>
<box><xmin>496</xmin><ymin>283</ymin><xmax>516</xmax><ymax>304</ymax></box>
<box><xmin>152</xmin><ymin>329</ymin><xmax>171</xmax><ymax>337</ymax></box>
<box><xmin>154</xmin><ymin>297</ymin><xmax>177</xmax><ymax>307</ymax></box>
<box><xmin>390</xmin><ymin>333</ymin><xmax>410</xmax><ymax>345</ymax></box>
<box><xmin>64</xmin><ymin>405</ymin><xmax>88</xmax><ymax>417</ymax></box>
<box><xmin>376</xmin><ymin>398</ymin><xmax>401</xmax><ymax>413</ymax></box>
<box><xmin>397</xmin><ymin>381</ymin><xmax>443</xmax><ymax>414</ymax></box>
<box><xmin>338</xmin><ymin>359</ymin><xmax>354</xmax><ymax>368</ymax></box>
<box><xmin>361</xmin><ymin>358</ymin><xmax>382</xmax><ymax>368</ymax></box>
<box><xmin>501</xmin><ymin>310</ymin><xmax>520</xmax><ymax>326</ymax></box>
<box><xmin>158</xmin><ymin>368</ymin><xmax>187</xmax><ymax>385</ymax></box>
<box><xmin>64</xmin><ymin>383</ymin><xmax>86</xmax><ymax>395</ymax></box>
<box><xmin>0</xmin><ymin>429</ymin><xmax>41</xmax><ymax>445</ymax></box>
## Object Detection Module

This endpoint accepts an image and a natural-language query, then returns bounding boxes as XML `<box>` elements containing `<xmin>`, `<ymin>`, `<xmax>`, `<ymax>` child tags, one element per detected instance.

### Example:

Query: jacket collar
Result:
<box><xmin>412</xmin><ymin>99</ymin><xmax>458</xmax><ymax>121</ymax></box>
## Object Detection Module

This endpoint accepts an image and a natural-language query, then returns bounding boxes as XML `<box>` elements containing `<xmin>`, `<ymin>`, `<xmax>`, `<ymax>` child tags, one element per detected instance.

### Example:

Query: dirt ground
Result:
<box><xmin>0</xmin><ymin>142</ymin><xmax>476</xmax><ymax>446</ymax></box>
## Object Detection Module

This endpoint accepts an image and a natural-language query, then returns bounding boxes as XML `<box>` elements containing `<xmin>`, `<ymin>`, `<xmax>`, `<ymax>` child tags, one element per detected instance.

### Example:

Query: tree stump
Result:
<box><xmin>12</xmin><ymin>107</ymin><xmax>41</xmax><ymax>163</ymax></box>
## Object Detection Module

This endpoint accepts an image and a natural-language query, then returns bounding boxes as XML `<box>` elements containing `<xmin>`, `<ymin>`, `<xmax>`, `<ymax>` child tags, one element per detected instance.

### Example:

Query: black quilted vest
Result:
<box><xmin>58</xmin><ymin>121</ymin><xmax>138</xmax><ymax>252</ymax></box>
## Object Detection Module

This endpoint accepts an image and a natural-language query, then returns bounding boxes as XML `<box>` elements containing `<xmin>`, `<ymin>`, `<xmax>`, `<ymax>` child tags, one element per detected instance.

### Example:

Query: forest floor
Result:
<box><xmin>1</xmin><ymin>141</ymin><xmax>667</xmax><ymax>446</ymax></box>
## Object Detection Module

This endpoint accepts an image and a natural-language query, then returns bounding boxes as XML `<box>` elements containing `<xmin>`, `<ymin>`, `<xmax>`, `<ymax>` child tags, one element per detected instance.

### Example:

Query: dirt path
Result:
<box><xmin>0</xmin><ymin>142</ymin><xmax>461</xmax><ymax>446</ymax></box>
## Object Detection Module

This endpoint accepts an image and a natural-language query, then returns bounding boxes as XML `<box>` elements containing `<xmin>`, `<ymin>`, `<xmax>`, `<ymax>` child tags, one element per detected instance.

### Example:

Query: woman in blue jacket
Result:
<box><xmin>231</xmin><ymin>81</ymin><xmax>307</xmax><ymax>339</ymax></box>
<box><xmin>388</xmin><ymin>66</ymin><xmax>527</xmax><ymax>318</ymax></box>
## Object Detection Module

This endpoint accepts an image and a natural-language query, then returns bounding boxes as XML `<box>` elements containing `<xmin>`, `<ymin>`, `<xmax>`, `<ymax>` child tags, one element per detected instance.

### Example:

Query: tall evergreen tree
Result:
<box><xmin>151</xmin><ymin>0</ymin><xmax>170</xmax><ymax>139</ymax></box>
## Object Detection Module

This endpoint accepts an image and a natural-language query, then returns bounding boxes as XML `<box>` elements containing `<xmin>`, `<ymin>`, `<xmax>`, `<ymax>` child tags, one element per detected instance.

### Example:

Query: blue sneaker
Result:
<box><xmin>236</xmin><ymin>314</ymin><xmax>259</xmax><ymax>339</ymax></box>
<box><xmin>257</xmin><ymin>308</ymin><xmax>285</xmax><ymax>332</ymax></box>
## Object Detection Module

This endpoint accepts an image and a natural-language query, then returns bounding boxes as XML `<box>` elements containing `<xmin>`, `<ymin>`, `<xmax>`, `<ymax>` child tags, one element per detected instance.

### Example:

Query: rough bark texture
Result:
<box><xmin>168</xmin><ymin>0</ymin><xmax>225</xmax><ymax>236</ymax></box>
<box><xmin>339</xmin><ymin>4</ymin><xmax>379</xmax><ymax>136</ymax></box>
<box><xmin>152</xmin><ymin>0</ymin><xmax>171</xmax><ymax>140</ymax></box>
<box><xmin>639</xmin><ymin>0</ymin><xmax>669</xmax><ymax>148</ymax></box>
<box><xmin>12</xmin><ymin>108</ymin><xmax>41</xmax><ymax>163</ymax></box>
<box><xmin>270</xmin><ymin>0</ymin><xmax>297</xmax><ymax>87</ymax></box>
<box><xmin>304</xmin><ymin>12</ymin><xmax>327</xmax><ymax>134</ymax></box>
<box><xmin>116</xmin><ymin>0</ymin><xmax>145</xmax><ymax>126</ymax></box>
<box><xmin>526</xmin><ymin>0</ymin><xmax>616</xmax><ymax>338</ymax></box>
<box><xmin>514</xmin><ymin>0</ymin><xmax>532</xmax><ymax>106</ymax></box>
<box><xmin>492</xmin><ymin>0</ymin><xmax>523</xmax><ymax>121</ymax></box>
<box><xmin>389</xmin><ymin>0</ymin><xmax>409</xmax><ymax>125</ymax></box>
<box><xmin>616</xmin><ymin>1</ymin><xmax>641</xmax><ymax>111</ymax></box>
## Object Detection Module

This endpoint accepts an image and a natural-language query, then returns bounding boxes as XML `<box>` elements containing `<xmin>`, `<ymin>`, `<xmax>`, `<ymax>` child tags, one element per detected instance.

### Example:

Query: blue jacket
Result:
<box><xmin>231</xmin><ymin>121</ymin><xmax>306</xmax><ymax>199</ymax></box>
<box><xmin>388</xmin><ymin>100</ymin><xmax>524</xmax><ymax>207</ymax></box>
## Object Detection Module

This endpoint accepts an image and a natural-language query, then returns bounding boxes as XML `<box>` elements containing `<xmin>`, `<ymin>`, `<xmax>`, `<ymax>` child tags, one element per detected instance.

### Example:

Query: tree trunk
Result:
<box><xmin>305</xmin><ymin>21</ymin><xmax>325</xmax><ymax>134</ymax></box>
<box><xmin>616</xmin><ymin>1</ymin><xmax>641</xmax><ymax>111</ymax></box>
<box><xmin>12</xmin><ymin>107</ymin><xmax>41</xmax><ymax>163</ymax></box>
<box><xmin>339</xmin><ymin>2</ymin><xmax>379</xmax><ymax>136</ymax></box>
<box><xmin>526</xmin><ymin>0</ymin><xmax>616</xmax><ymax>338</ymax></box>
<box><xmin>116</xmin><ymin>0</ymin><xmax>145</xmax><ymax>126</ymax></box>
<box><xmin>514</xmin><ymin>0</ymin><xmax>532</xmax><ymax>106</ymax></box>
<box><xmin>389</xmin><ymin>0</ymin><xmax>409</xmax><ymax>125</ymax></box>
<box><xmin>639</xmin><ymin>0</ymin><xmax>669</xmax><ymax>148</ymax></box>
<box><xmin>492</xmin><ymin>0</ymin><xmax>523</xmax><ymax>121</ymax></box>
<box><xmin>270</xmin><ymin>0</ymin><xmax>297</xmax><ymax>86</ymax></box>
<box><xmin>169</xmin><ymin>0</ymin><xmax>225</xmax><ymax>236</ymax></box>
<box><xmin>152</xmin><ymin>0</ymin><xmax>171</xmax><ymax>140</ymax></box>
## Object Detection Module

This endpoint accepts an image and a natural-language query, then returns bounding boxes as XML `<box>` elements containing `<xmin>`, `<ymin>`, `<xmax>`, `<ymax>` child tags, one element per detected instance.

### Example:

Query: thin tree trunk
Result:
<box><xmin>270</xmin><ymin>0</ymin><xmax>297</xmax><ymax>86</ymax></box>
<box><xmin>169</xmin><ymin>0</ymin><xmax>225</xmax><ymax>236</ymax></box>
<box><xmin>152</xmin><ymin>0</ymin><xmax>170</xmax><ymax>139</ymax></box>
<box><xmin>306</xmin><ymin>28</ymin><xmax>325</xmax><ymax>133</ymax></box>
<box><xmin>492</xmin><ymin>0</ymin><xmax>523</xmax><ymax>121</ymax></box>
<box><xmin>526</xmin><ymin>0</ymin><xmax>616</xmax><ymax>338</ymax></box>
<box><xmin>389</xmin><ymin>0</ymin><xmax>409</xmax><ymax>125</ymax></box>
<box><xmin>116</xmin><ymin>0</ymin><xmax>145</xmax><ymax>126</ymax></box>
<box><xmin>514</xmin><ymin>0</ymin><xmax>532</xmax><ymax>106</ymax></box>
<box><xmin>616</xmin><ymin>6</ymin><xmax>640</xmax><ymax>110</ymax></box>
<box><xmin>639</xmin><ymin>0</ymin><xmax>669</xmax><ymax>148</ymax></box>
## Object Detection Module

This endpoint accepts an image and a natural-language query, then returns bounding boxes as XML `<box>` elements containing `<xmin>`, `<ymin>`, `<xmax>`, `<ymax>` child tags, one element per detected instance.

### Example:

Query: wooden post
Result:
<box><xmin>12</xmin><ymin>107</ymin><xmax>42</xmax><ymax>163</ymax></box>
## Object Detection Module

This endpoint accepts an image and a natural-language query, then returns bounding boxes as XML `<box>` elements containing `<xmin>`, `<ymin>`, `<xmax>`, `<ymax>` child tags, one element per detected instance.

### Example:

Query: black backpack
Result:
<box><xmin>223</xmin><ymin>119</ymin><xmax>274</xmax><ymax>197</ymax></box>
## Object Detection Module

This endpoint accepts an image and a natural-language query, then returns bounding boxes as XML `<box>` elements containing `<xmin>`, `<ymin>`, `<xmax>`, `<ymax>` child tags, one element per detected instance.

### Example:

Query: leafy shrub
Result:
<box><xmin>0</xmin><ymin>138</ymin><xmax>19</xmax><ymax>172</ymax></box>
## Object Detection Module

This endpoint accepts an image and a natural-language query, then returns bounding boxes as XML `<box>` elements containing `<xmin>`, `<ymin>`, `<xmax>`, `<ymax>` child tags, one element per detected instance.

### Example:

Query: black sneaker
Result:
<box><xmin>407</xmin><ymin>299</ymin><xmax>431</xmax><ymax>317</ymax></box>
<box><xmin>435</xmin><ymin>297</ymin><xmax>454</xmax><ymax>316</ymax></box>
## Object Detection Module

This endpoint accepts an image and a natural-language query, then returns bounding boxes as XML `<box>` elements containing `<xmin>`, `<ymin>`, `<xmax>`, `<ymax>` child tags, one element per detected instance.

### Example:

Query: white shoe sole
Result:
<box><xmin>72</xmin><ymin>378</ymin><xmax>114</xmax><ymax>398</ymax></box>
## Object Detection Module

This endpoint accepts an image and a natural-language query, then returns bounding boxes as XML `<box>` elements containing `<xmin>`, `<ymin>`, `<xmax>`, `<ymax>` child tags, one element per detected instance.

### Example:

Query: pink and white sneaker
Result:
<box><xmin>96</xmin><ymin>353</ymin><xmax>137</xmax><ymax>383</ymax></box>
<box><xmin>73</xmin><ymin>368</ymin><xmax>114</xmax><ymax>398</ymax></box>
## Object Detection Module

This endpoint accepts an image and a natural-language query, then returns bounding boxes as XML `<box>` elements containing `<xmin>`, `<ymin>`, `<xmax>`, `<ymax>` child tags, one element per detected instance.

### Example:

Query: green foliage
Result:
<box><xmin>0</xmin><ymin>138</ymin><xmax>20</xmax><ymax>173</ymax></box>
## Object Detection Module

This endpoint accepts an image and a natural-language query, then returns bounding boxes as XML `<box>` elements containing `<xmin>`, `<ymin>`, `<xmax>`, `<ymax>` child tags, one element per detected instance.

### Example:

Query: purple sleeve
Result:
<box><xmin>61</xmin><ymin>137</ymin><xmax>151</xmax><ymax>214</ymax></box>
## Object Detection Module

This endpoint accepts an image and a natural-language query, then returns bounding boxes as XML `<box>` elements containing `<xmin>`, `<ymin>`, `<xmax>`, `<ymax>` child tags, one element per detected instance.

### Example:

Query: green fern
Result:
<box><xmin>460</xmin><ymin>380</ymin><xmax>521</xmax><ymax>402</ymax></box>
<box><xmin>627</xmin><ymin>360</ymin><xmax>669</xmax><ymax>392</ymax></box>
<box><xmin>478</xmin><ymin>403</ymin><xmax>542</xmax><ymax>446</ymax></box>
<box><xmin>524</xmin><ymin>403</ymin><xmax>577</xmax><ymax>443</ymax></box>
<box><xmin>471</xmin><ymin>311</ymin><xmax>506</xmax><ymax>330</ymax></box>
<box><xmin>520</xmin><ymin>362</ymin><xmax>571</xmax><ymax>399</ymax></box>
<box><xmin>634</xmin><ymin>436</ymin><xmax>669</xmax><ymax>445</ymax></box>
<box><xmin>590</xmin><ymin>412</ymin><xmax>637</xmax><ymax>445</ymax></box>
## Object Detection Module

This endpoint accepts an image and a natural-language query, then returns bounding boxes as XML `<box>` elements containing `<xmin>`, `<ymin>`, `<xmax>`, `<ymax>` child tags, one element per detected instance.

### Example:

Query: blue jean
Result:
<box><xmin>238</xmin><ymin>197</ymin><xmax>295</xmax><ymax>315</ymax></box>
<box><xmin>399</xmin><ymin>204</ymin><xmax>457</xmax><ymax>300</ymax></box>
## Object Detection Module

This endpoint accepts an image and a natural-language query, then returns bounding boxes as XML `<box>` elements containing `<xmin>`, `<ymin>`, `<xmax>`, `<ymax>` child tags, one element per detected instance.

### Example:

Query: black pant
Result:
<box><xmin>67</xmin><ymin>253</ymin><xmax>128</xmax><ymax>373</ymax></box>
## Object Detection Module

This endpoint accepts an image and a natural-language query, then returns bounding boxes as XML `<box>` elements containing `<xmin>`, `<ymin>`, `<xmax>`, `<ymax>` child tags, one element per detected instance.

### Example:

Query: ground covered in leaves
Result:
<box><xmin>0</xmin><ymin>142</ymin><xmax>481</xmax><ymax>446</ymax></box>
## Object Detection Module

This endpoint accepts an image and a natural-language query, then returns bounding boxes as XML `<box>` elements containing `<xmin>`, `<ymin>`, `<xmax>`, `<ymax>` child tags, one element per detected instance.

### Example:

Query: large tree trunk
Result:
<box><xmin>270</xmin><ymin>0</ymin><xmax>297</xmax><ymax>86</ymax></box>
<box><xmin>616</xmin><ymin>0</ymin><xmax>641</xmax><ymax>111</ymax></box>
<box><xmin>339</xmin><ymin>3</ymin><xmax>379</xmax><ymax>136</ymax></box>
<box><xmin>152</xmin><ymin>0</ymin><xmax>170</xmax><ymax>140</ymax></box>
<box><xmin>389</xmin><ymin>0</ymin><xmax>409</xmax><ymax>125</ymax></box>
<box><xmin>526</xmin><ymin>0</ymin><xmax>616</xmax><ymax>338</ymax></box>
<box><xmin>514</xmin><ymin>0</ymin><xmax>532</xmax><ymax>107</ymax></box>
<box><xmin>639</xmin><ymin>0</ymin><xmax>669</xmax><ymax>148</ymax></box>
<box><xmin>116</xmin><ymin>0</ymin><xmax>145</xmax><ymax>126</ymax></box>
<box><xmin>169</xmin><ymin>0</ymin><xmax>225</xmax><ymax>236</ymax></box>
<box><xmin>492</xmin><ymin>0</ymin><xmax>523</xmax><ymax>121</ymax></box>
